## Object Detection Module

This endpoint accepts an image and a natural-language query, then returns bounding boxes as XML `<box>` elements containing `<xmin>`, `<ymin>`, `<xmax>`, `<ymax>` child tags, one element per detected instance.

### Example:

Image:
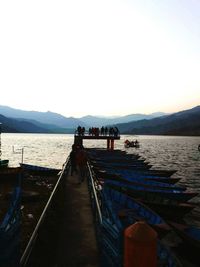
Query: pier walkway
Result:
<box><xmin>55</xmin><ymin>173</ymin><xmax>99</xmax><ymax>267</ymax></box>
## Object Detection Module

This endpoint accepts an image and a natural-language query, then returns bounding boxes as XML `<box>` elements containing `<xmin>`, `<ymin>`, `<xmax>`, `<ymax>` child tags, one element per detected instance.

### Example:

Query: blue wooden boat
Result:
<box><xmin>95</xmin><ymin>167</ymin><xmax>180</xmax><ymax>184</ymax></box>
<box><xmin>95</xmin><ymin>171</ymin><xmax>195</xmax><ymax>219</ymax></box>
<box><xmin>20</xmin><ymin>163</ymin><xmax>61</xmax><ymax>176</ymax></box>
<box><xmin>0</xmin><ymin>186</ymin><xmax>21</xmax><ymax>266</ymax></box>
<box><xmin>102</xmin><ymin>186</ymin><xmax>169</xmax><ymax>230</ymax></box>
<box><xmin>91</xmin><ymin>159</ymin><xmax>151</xmax><ymax>167</ymax></box>
<box><xmin>0</xmin><ymin>159</ymin><xmax>9</xmax><ymax>168</ymax></box>
<box><xmin>144</xmin><ymin>176</ymin><xmax>181</xmax><ymax>184</ymax></box>
<box><xmin>92</xmin><ymin>157</ymin><xmax>146</xmax><ymax>164</ymax></box>
<box><xmin>93</xmin><ymin>171</ymin><xmax>195</xmax><ymax>221</ymax></box>
<box><xmin>87</xmin><ymin>149</ymin><xmax>141</xmax><ymax>160</ymax></box>
<box><xmin>104</xmin><ymin>180</ymin><xmax>198</xmax><ymax>202</ymax></box>
<box><xmin>140</xmin><ymin>200</ymin><xmax>196</xmax><ymax>221</ymax></box>
<box><xmin>91</xmin><ymin>160</ymin><xmax>152</xmax><ymax>170</ymax></box>
<box><xmin>129</xmin><ymin>168</ymin><xmax>177</xmax><ymax>177</ymax></box>
<box><xmin>87</xmin><ymin>150</ymin><xmax>177</xmax><ymax>177</ymax></box>
<box><xmin>94</xmin><ymin>169</ymin><xmax>185</xmax><ymax>192</ymax></box>
<box><xmin>101</xmin><ymin>186</ymin><xmax>182</xmax><ymax>267</ymax></box>
<box><xmin>92</xmin><ymin>164</ymin><xmax>176</xmax><ymax>178</ymax></box>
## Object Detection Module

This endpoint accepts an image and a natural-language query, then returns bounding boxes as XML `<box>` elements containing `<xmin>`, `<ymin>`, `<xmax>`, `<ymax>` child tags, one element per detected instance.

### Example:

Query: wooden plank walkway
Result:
<box><xmin>55</xmin><ymin>173</ymin><xmax>99</xmax><ymax>267</ymax></box>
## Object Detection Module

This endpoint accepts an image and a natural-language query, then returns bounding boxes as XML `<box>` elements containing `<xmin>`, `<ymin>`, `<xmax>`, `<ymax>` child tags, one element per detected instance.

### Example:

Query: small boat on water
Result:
<box><xmin>0</xmin><ymin>159</ymin><xmax>9</xmax><ymax>168</ymax></box>
<box><xmin>91</xmin><ymin>157</ymin><xmax>146</xmax><ymax>164</ymax></box>
<box><xmin>104</xmin><ymin>179</ymin><xmax>198</xmax><ymax>202</ymax></box>
<box><xmin>20</xmin><ymin>163</ymin><xmax>61</xmax><ymax>176</ymax></box>
<box><xmin>87</xmin><ymin>148</ymin><xmax>141</xmax><ymax>160</ymax></box>
<box><xmin>95</xmin><ymin>169</ymin><xmax>186</xmax><ymax>191</ymax></box>
<box><xmin>94</xmin><ymin>170</ymin><xmax>195</xmax><ymax>220</ymax></box>
<box><xmin>102</xmin><ymin>166</ymin><xmax>176</xmax><ymax>178</ymax></box>
<box><xmin>139</xmin><ymin>199</ymin><xmax>196</xmax><ymax>221</ymax></box>
<box><xmin>97</xmin><ymin>167</ymin><xmax>180</xmax><ymax>184</ymax></box>
<box><xmin>88</xmin><ymin>160</ymin><xmax>176</xmax><ymax>179</ymax></box>
<box><xmin>101</xmin><ymin>186</ymin><xmax>182</xmax><ymax>266</ymax></box>
<box><xmin>124</xmin><ymin>139</ymin><xmax>140</xmax><ymax>148</ymax></box>
<box><xmin>94</xmin><ymin>168</ymin><xmax>181</xmax><ymax>186</ymax></box>
<box><xmin>91</xmin><ymin>159</ymin><xmax>152</xmax><ymax>170</ymax></box>
<box><xmin>102</xmin><ymin>186</ymin><xmax>170</xmax><ymax>231</ymax></box>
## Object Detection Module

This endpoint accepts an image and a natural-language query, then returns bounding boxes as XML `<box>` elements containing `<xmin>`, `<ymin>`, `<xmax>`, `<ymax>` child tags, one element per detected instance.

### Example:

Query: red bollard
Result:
<box><xmin>124</xmin><ymin>221</ymin><xmax>157</xmax><ymax>267</ymax></box>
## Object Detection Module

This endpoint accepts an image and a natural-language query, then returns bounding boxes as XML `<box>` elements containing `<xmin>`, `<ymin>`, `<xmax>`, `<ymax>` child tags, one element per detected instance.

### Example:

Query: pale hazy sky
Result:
<box><xmin>0</xmin><ymin>0</ymin><xmax>200</xmax><ymax>117</ymax></box>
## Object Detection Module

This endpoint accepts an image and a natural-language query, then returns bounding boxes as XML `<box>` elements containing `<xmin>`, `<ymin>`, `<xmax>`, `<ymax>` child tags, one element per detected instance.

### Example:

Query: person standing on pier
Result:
<box><xmin>76</xmin><ymin>146</ymin><xmax>87</xmax><ymax>183</ymax></box>
<box><xmin>70</xmin><ymin>144</ymin><xmax>77</xmax><ymax>176</ymax></box>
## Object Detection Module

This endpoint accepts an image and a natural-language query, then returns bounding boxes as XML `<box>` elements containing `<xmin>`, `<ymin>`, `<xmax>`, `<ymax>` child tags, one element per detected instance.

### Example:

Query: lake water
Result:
<box><xmin>1</xmin><ymin>133</ymin><xmax>200</xmax><ymax>226</ymax></box>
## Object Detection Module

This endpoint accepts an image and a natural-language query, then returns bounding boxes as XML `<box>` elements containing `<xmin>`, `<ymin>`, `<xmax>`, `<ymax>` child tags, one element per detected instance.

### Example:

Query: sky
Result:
<box><xmin>0</xmin><ymin>0</ymin><xmax>200</xmax><ymax>118</ymax></box>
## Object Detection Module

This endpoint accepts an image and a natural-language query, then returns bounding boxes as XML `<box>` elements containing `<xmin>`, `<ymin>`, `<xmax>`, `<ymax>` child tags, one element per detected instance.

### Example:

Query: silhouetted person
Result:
<box><xmin>77</xmin><ymin>126</ymin><xmax>81</xmax><ymax>135</ymax></box>
<box><xmin>101</xmin><ymin>126</ymin><xmax>105</xmax><ymax>135</ymax></box>
<box><xmin>105</xmin><ymin>127</ymin><xmax>108</xmax><ymax>135</ymax></box>
<box><xmin>76</xmin><ymin>147</ymin><xmax>87</xmax><ymax>183</ymax></box>
<box><xmin>70</xmin><ymin>145</ymin><xmax>77</xmax><ymax>176</ymax></box>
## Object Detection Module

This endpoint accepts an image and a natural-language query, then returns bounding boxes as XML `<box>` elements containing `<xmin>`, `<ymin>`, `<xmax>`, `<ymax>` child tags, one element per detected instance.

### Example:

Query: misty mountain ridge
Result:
<box><xmin>0</xmin><ymin>114</ymin><xmax>50</xmax><ymax>133</ymax></box>
<box><xmin>0</xmin><ymin>105</ymin><xmax>167</xmax><ymax>128</ymax></box>
<box><xmin>116</xmin><ymin>105</ymin><xmax>200</xmax><ymax>136</ymax></box>
<box><xmin>0</xmin><ymin>104</ymin><xmax>199</xmax><ymax>135</ymax></box>
<box><xmin>79</xmin><ymin>112</ymin><xmax>167</xmax><ymax>127</ymax></box>
<box><xmin>0</xmin><ymin>105</ymin><xmax>85</xmax><ymax>128</ymax></box>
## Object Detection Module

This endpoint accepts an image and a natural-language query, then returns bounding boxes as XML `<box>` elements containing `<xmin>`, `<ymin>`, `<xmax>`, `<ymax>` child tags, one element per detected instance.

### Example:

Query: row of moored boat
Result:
<box><xmin>86</xmin><ymin>148</ymin><xmax>200</xmax><ymax>267</ymax></box>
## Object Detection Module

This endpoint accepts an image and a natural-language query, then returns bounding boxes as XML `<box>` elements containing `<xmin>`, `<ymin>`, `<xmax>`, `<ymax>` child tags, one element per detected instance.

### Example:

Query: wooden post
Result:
<box><xmin>107</xmin><ymin>139</ymin><xmax>110</xmax><ymax>150</ymax></box>
<box><xmin>111</xmin><ymin>139</ymin><xmax>114</xmax><ymax>150</ymax></box>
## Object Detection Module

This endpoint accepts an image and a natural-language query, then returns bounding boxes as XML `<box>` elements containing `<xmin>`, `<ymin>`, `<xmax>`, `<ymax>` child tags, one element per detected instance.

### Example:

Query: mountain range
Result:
<box><xmin>79</xmin><ymin>112</ymin><xmax>166</xmax><ymax>127</ymax></box>
<box><xmin>0</xmin><ymin>105</ymin><xmax>166</xmax><ymax>132</ymax></box>
<box><xmin>116</xmin><ymin>106</ymin><xmax>200</xmax><ymax>136</ymax></box>
<box><xmin>0</xmin><ymin>105</ymin><xmax>199</xmax><ymax>136</ymax></box>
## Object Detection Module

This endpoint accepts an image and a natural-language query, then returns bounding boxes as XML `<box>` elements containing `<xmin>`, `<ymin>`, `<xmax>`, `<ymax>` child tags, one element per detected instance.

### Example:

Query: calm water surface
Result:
<box><xmin>1</xmin><ymin>133</ymin><xmax>200</xmax><ymax>225</ymax></box>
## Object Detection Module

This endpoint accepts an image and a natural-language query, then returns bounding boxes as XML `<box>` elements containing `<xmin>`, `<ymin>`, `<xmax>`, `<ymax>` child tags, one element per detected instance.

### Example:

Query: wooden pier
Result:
<box><xmin>74</xmin><ymin>134</ymin><xmax>120</xmax><ymax>150</ymax></box>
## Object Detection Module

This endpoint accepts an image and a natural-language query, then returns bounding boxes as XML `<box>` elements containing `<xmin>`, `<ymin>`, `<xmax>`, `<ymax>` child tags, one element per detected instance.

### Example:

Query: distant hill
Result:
<box><xmin>14</xmin><ymin>118</ymin><xmax>76</xmax><ymax>134</ymax></box>
<box><xmin>0</xmin><ymin>105</ymin><xmax>84</xmax><ymax>128</ymax></box>
<box><xmin>116</xmin><ymin>106</ymin><xmax>200</xmax><ymax>136</ymax></box>
<box><xmin>1</xmin><ymin>104</ymin><xmax>199</xmax><ymax>135</ymax></box>
<box><xmin>0</xmin><ymin>114</ymin><xmax>51</xmax><ymax>133</ymax></box>
<box><xmin>0</xmin><ymin>105</ymin><xmax>167</xmax><ymax>130</ymax></box>
<box><xmin>79</xmin><ymin>112</ymin><xmax>167</xmax><ymax>127</ymax></box>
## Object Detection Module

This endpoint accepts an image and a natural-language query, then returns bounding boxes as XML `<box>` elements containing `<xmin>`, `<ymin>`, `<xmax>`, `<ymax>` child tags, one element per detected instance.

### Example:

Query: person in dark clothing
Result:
<box><xmin>70</xmin><ymin>145</ymin><xmax>77</xmax><ymax>176</ymax></box>
<box><xmin>76</xmin><ymin>148</ymin><xmax>87</xmax><ymax>183</ymax></box>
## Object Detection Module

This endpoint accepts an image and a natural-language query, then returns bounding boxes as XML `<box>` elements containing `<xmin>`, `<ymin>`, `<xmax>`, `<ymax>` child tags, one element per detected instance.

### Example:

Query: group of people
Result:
<box><xmin>76</xmin><ymin>126</ymin><xmax>85</xmax><ymax>136</ymax></box>
<box><xmin>69</xmin><ymin>144</ymin><xmax>87</xmax><ymax>184</ymax></box>
<box><xmin>75</xmin><ymin>125</ymin><xmax>120</xmax><ymax>137</ymax></box>
<box><xmin>88</xmin><ymin>126</ymin><xmax>119</xmax><ymax>137</ymax></box>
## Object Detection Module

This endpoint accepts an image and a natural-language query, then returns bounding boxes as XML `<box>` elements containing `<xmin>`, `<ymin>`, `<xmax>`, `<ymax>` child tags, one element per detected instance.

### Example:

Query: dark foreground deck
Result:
<box><xmin>20</xmin><ymin>164</ymin><xmax>99</xmax><ymax>267</ymax></box>
<box><xmin>55</xmin><ymin>173</ymin><xmax>99</xmax><ymax>267</ymax></box>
